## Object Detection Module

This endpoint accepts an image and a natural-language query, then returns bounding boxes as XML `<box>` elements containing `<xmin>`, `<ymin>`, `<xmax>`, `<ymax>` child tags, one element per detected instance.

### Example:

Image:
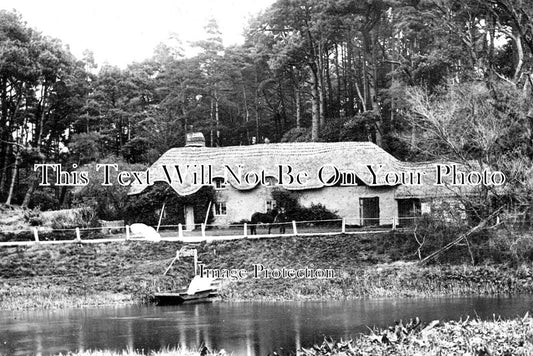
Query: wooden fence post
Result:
<box><xmin>156</xmin><ymin>202</ymin><xmax>166</xmax><ymax>232</ymax></box>
<box><xmin>178</xmin><ymin>223</ymin><xmax>183</xmax><ymax>238</ymax></box>
<box><xmin>33</xmin><ymin>228</ymin><xmax>39</xmax><ymax>243</ymax></box>
<box><xmin>194</xmin><ymin>249</ymin><xmax>198</xmax><ymax>276</ymax></box>
<box><xmin>341</xmin><ymin>218</ymin><xmax>346</xmax><ymax>233</ymax></box>
<box><xmin>125</xmin><ymin>225</ymin><xmax>130</xmax><ymax>240</ymax></box>
<box><xmin>292</xmin><ymin>220</ymin><xmax>297</xmax><ymax>235</ymax></box>
<box><xmin>75</xmin><ymin>227</ymin><xmax>81</xmax><ymax>242</ymax></box>
<box><xmin>392</xmin><ymin>217</ymin><xmax>397</xmax><ymax>230</ymax></box>
<box><xmin>201</xmin><ymin>223</ymin><xmax>206</xmax><ymax>238</ymax></box>
<box><xmin>243</xmin><ymin>223</ymin><xmax>248</xmax><ymax>237</ymax></box>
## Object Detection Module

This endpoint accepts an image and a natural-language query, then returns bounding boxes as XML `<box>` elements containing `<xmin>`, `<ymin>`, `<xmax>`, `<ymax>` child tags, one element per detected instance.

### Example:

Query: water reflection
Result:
<box><xmin>1</xmin><ymin>297</ymin><xmax>533</xmax><ymax>356</ymax></box>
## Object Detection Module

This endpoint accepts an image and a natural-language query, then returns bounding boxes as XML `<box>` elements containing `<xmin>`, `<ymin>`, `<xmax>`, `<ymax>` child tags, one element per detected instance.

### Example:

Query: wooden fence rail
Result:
<box><xmin>0</xmin><ymin>217</ymin><xmax>413</xmax><ymax>247</ymax></box>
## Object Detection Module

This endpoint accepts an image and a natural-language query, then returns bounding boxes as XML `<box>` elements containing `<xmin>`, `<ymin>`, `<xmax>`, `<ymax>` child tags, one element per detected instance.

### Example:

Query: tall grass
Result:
<box><xmin>222</xmin><ymin>262</ymin><xmax>533</xmax><ymax>301</ymax></box>
<box><xmin>0</xmin><ymin>284</ymin><xmax>133</xmax><ymax>310</ymax></box>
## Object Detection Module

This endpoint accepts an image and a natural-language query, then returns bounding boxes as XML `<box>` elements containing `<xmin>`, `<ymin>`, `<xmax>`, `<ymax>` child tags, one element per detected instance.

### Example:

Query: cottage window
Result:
<box><xmin>214</xmin><ymin>202</ymin><xmax>227</xmax><ymax>216</ymax></box>
<box><xmin>266</xmin><ymin>200</ymin><xmax>277</xmax><ymax>212</ymax></box>
<box><xmin>214</xmin><ymin>178</ymin><xmax>226</xmax><ymax>190</ymax></box>
<box><xmin>397</xmin><ymin>199</ymin><xmax>421</xmax><ymax>226</ymax></box>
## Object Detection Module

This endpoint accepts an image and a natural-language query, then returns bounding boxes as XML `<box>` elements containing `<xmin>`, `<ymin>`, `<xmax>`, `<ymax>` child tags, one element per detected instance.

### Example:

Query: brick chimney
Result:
<box><xmin>185</xmin><ymin>132</ymin><xmax>205</xmax><ymax>147</ymax></box>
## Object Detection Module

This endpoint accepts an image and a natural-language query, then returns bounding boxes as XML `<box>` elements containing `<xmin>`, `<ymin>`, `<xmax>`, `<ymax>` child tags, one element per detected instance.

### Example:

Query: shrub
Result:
<box><xmin>409</xmin><ymin>214</ymin><xmax>524</xmax><ymax>264</ymax></box>
<box><xmin>24</xmin><ymin>208</ymin><xmax>42</xmax><ymax>226</ymax></box>
<box><xmin>123</xmin><ymin>183</ymin><xmax>216</xmax><ymax>226</ymax></box>
<box><xmin>49</xmin><ymin>207</ymin><xmax>98</xmax><ymax>229</ymax></box>
<box><xmin>72</xmin><ymin>157</ymin><xmax>147</xmax><ymax>221</ymax></box>
<box><xmin>271</xmin><ymin>189</ymin><xmax>339</xmax><ymax>222</ymax></box>
<box><xmin>410</xmin><ymin>213</ymin><xmax>471</xmax><ymax>263</ymax></box>
<box><xmin>28</xmin><ymin>189</ymin><xmax>59</xmax><ymax>210</ymax></box>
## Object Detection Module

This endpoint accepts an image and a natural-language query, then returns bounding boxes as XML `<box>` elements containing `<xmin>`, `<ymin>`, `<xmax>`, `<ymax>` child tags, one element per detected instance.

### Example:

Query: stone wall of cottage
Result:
<box><xmin>212</xmin><ymin>185</ymin><xmax>399</xmax><ymax>226</ymax></box>
<box><xmin>213</xmin><ymin>186</ymin><xmax>274</xmax><ymax>225</ymax></box>
<box><xmin>298</xmin><ymin>185</ymin><xmax>398</xmax><ymax>226</ymax></box>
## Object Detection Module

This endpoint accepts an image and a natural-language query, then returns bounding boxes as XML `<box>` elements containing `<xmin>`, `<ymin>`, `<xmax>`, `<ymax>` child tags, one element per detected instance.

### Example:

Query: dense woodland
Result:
<box><xmin>1</xmin><ymin>0</ymin><xmax>533</xmax><ymax>221</ymax></box>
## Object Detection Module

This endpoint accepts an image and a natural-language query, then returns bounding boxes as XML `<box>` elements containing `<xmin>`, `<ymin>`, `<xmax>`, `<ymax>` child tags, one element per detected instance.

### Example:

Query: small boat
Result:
<box><xmin>154</xmin><ymin>289</ymin><xmax>218</xmax><ymax>305</ymax></box>
<box><xmin>154</xmin><ymin>276</ymin><xmax>219</xmax><ymax>305</ymax></box>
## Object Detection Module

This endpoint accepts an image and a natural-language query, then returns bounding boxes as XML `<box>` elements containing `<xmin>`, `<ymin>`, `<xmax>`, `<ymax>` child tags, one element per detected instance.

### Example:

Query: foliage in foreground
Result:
<box><xmin>300</xmin><ymin>314</ymin><xmax>533</xmax><ymax>356</ymax></box>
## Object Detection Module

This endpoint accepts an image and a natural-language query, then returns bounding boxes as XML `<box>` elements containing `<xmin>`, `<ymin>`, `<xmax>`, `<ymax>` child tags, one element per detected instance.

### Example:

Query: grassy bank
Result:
<box><xmin>2</xmin><ymin>233</ymin><xmax>533</xmax><ymax>309</ymax></box>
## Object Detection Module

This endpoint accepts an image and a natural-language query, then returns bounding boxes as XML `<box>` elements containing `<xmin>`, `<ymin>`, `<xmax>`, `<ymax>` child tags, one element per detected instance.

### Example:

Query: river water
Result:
<box><xmin>1</xmin><ymin>296</ymin><xmax>533</xmax><ymax>356</ymax></box>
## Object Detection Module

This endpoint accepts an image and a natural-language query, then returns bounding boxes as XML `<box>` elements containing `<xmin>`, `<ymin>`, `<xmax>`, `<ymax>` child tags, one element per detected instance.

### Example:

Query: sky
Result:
<box><xmin>0</xmin><ymin>0</ymin><xmax>274</xmax><ymax>68</ymax></box>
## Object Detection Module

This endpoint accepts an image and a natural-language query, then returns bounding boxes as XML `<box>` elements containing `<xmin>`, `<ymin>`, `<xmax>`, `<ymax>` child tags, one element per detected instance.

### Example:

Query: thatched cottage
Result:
<box><xmin>129</xmin><ymin>133</ymin><xmax>472</xmax><ymax>228</ymax></box>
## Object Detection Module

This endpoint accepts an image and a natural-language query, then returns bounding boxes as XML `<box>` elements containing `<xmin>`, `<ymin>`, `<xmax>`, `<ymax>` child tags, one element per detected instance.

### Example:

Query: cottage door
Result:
<box><xmin>184</xmin><ymin>205</ymin><xmax>195</xmax><ymax>231</ymax></box>
<box><xmin>359</xmin><ymin>197</ymin><xmax>380</xmax><ymax>226</ymax></box>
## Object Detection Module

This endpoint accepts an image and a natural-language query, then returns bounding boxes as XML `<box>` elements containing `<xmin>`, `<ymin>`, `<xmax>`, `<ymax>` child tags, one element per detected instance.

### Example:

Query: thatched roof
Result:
<box><xmin>394</xmin><ymin>161</ymin><xmax>477</xmax><ymax>199</ymax></box>
<box><xmin>129</xmin><ymin>141</ymin><xmax>405</xmax><ymax>196</ymax></box>
<box><xmin>129</xmin><ymin>141</ymin><xmax>483</xmax><ymax>198</ymax></box>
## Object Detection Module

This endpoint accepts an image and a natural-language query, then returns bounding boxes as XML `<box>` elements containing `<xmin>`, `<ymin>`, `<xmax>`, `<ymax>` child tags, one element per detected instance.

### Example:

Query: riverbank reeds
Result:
<box><xmin>299</xmin><ymin>313</ymin><xmax>533</xmax><ymax>355</ymax></box>
<box><xmin>0</xmin><ymin>283</ymin><xmax>133</xmax><ymax>310</ymax></box>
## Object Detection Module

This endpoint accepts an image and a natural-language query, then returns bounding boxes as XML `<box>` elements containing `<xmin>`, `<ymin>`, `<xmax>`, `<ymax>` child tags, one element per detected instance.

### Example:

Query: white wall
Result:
<box><xmin>298</xmin><ymin>186</ymin><xmax>397</xmax><ymax>225</ymax></box>
<box><xmin>212</xmin><ymin>185</ymin><xmax>399</xmax><ymax>226</ymax></box>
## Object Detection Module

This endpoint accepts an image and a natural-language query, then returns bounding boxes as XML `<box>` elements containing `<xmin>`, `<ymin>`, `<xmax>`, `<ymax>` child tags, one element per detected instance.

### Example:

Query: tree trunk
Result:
<box><xmin>513</xmin><ymin>30</ymin><xmax>524</xmax><ymax>83</ymax></box>
<box><xmin>355</xmin><ymin>81</ymin><xmax>366</xmax><ymax>112</ymax></box>
<box><xmin>346</xmin><ymin>40</ymin><xmax>355</xmax><ymax>116</ymax></box>
<box><xmin>242</xmin><ymin>84</ymin><xmax>249</xmax><ymax>123</ymax></box>
<box><xmin>361</xmin><ymin>49</ymin><xmax>368</xmax><ymax>111</ymax></box>
<box><xmin>210</xmin><ymin>97</ymin><xmax>214</xmax><ymax>147</ymax></box>
<box><xmin>181</xmin><ymin>104</ymin><xmax>188</xmax><ymax>143</ymax></box>
<box><xmin>325</xmin><ymin>47</ymin><xmax>334</xmax><ymax>116</ymax></box>
<box><xmin>215</xmin><ymin>89</ymin><xmax>220</xmax><ymax>147</ymax></box>
<box><xmin>0</xmin><ymin>75</ymin><xmax>9</xmax><ymax>193</ymax></box>
<box><xmin>310</xmin><ymin>63</ymin><xmax>320</xmax><ymax>141</ymax></box>
<box><xmin>295</xmin><ymin>85</ymin><xmax>301</xmax><ymax>129</ymax></box>
<box><xmin>23</xmin><ymin>83</ymin><xmax>48</xmax><ymax>207</ymax></box>
<box><xmin>2</xmin><ymin>84</ymin><xmax>24</xmax><ymax>199</ymax></box>
<box><xmin>22</xmin><ymin>176</ymin><xmax>37</xmax><ymax>207</ymax></box>
<box><xmin>278</xmin><ymin>82</ymin><xmax>287</xmax><ymax>136</ymax></box>
<box><xmin>317</xmin><ymin>44</ymin><xmax>325</xmax><ymax>129</ymax></box>
<box><xmin>370</xmin><ymin>29</ymin><xmax>382</xmax><ymax>147</ymax></box>
<box><xmin>36</xmin><ymin>85</ymin><xmax>47</xmax><ymax>148</ymax></box>
<box><xmin>242</xmin><ymin>83</ymin><xmax>250</xmax><ymax>144</ymax></box>
<box><xmin>0</xmin><ymin>144</ymin><xmax>11</xmax><ymax>197</ymax></box>
<box><xmin>334</xmin><ymin>43</ymin><xmax>342</xmax><ymax>117</ymax></box>
<box><xmin>5</xmin><ymin>149</ymin><xmax>20</xmax><ymax>205</ymax></box>
<box><xmin>254</xmin><ymin>69</ymin><xmax>260</xmax><ymax>143</ymax></box>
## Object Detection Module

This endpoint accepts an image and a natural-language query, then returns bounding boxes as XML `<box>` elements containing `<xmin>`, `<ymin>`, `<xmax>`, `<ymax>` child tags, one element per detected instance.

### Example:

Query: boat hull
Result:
<box><xmin>154</xmin><ymin>289</ymin><xmax>218</xmax><ymax>305</ymax></box>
